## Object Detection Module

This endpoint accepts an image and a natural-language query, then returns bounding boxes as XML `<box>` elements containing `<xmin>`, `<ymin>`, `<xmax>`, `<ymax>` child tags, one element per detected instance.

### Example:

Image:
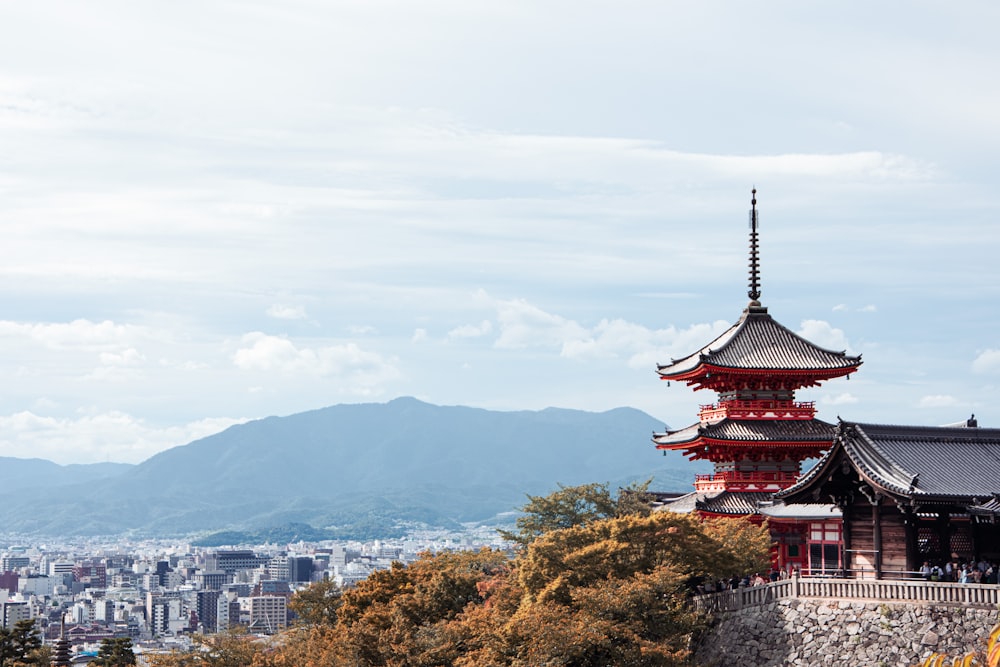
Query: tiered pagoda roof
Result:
<box><xmin>657</xmin><ymin>304</ymin><xmax>862</xmax><ymax>390</ymax></box>
<box><xmin>654</xmin><ymin>417</ymin><xmax>835</xmax><ymax>460</ymax></box>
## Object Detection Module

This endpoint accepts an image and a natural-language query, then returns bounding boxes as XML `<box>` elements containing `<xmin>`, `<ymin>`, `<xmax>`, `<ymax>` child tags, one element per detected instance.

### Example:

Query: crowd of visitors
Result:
<box><xmin>919</xmin><ymin>557</ymin><xmax>999</xmax><ymax>583</ymax></box>
<box><xmin>695</xmin><ymin>556</ymin><xmax>1000</xmax><ymax>594</ymax></box>
<box><xmin>697</xmin><ymin>570</ymin><xmax>788</xmax><ymax>594</ymax></box>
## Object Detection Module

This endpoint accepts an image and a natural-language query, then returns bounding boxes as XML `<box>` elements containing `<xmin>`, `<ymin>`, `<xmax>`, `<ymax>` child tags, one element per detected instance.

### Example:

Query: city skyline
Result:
<box><xmin>2</xmin><ymin>2</ymin><xmax>999</xmax><ymax>463</ymax></box>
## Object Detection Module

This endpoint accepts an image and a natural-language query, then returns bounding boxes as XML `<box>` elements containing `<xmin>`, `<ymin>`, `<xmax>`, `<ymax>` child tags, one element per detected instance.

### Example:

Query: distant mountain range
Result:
<box><xmin>0</xmin><ymin>397</ymin><xmax>707</xmax><ymax>538</ymax></box>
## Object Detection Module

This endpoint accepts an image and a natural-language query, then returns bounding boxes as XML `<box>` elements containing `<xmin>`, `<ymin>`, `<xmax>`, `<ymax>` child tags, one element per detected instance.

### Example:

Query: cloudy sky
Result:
<box><xmin>2</xmin><ymin>1</ymin><xmax>999</xmax><ymax>464</ymax></box>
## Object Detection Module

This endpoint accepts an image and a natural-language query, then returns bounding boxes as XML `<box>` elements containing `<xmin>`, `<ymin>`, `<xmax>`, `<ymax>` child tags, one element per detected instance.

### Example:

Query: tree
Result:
<box><xmin>454</xmin><ymin>512</ymin><xmax>757</xmax><ymax>667</ymax></box>
<box><xmin>260</xmin><ymin>549</ymin><xmax>512</xmax><ymax>667</ymax></box>
<box><xmin>517</xmin><ymin>512</ymin><xmax>759</xmax><ymax>604</ymax></box>
<box><xmin>913</xmin><ymin>618</ymin><xmax>1000</xmax><ymax>666</ymax></box>
<box><xmin>332</xmin><ymin>548</ymin><xmax>510</xmax><ymax>666</ymax></box>
<box><xmin>499</xmin><ymin>479</ymin><xmax>653</xmax><ymax>546</ymax></box>
<box><xmin>289</xmin><ymin>577</ymin><xmax>342</xmax><ymax>627</ymax></box>
<box><xmin>146</xmin><ymin>630</ymin><xmax>263</xmax><ymax>667</ymax></box>
<box><xmin>257</xmin><ymin>486</ymin><xmax>771</xmax><ymax>667</ymax></box>
<box><xmin>90</xmin><ymin>637</ymin><xmax>136</xmax><ymax>666</ymax></box>
<box><xmin>700</xmin><ymin>516</ymin><xmax>773</xmax><ymax>578</ymax></box>
<box><xmin>0</xmin><ymin>619</ymin><xmax>43</xmax><ymax>667</ymax></box>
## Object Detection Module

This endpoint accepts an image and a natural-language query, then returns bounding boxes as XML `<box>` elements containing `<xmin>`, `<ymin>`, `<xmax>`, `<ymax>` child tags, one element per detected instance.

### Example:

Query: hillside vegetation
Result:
<box><xmin>149</xmin><ymin>483</ymin><xmax>771</xmax><ymax>667</ymax></box>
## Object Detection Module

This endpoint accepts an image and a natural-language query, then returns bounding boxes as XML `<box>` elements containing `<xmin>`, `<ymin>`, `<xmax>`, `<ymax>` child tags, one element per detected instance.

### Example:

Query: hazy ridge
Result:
<box><xmin>0</xmin><ymin>397</ymin><xmax>706</xmax><ymax>537</ymax></box>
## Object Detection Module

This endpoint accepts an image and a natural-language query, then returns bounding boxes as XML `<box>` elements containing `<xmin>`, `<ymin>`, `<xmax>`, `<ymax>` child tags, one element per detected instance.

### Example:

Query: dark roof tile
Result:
<box><xmin>658</xmin><ymin>307</ymin><xmax>861</xmax><ymax>377</ymax></box>
<box><xmin>654</xmin><ymin>418</ymin><xmax>835</xmax><ymax>446</ymax></box>
<box><xmin>779</xmin><ymin>421</ymin><xmax>1000</xmax><ymax>501</ymax></box>
<box><xmin>656</xmin><ymin>490</ymin><xmax>772</xmax><ymax>516</ymax></box>
<box><xmin>696</xmin><ymin>491</ymin><xmax>773</xmax><ymax>515</ymax></box>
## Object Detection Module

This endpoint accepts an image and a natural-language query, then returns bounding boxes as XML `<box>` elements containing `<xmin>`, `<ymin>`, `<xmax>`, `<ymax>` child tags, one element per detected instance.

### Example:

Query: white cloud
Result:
<box><xmin>0</xmin><ymin>1</ymin><xmax>999</xmax><ymax>464</ymax></box>
<box><xmin>232</xmin><ymin>333</ymin><xmax>399</xmax><ymax>385</ymax></box>
<box><xmin>822</xmin><ymin>392</ymin><xmax>859</xmax><ymax>406</ymax></box>
<box><xmin>89</xmin><ymin>347</ymin><xmax>148</xmax><ymax>382</ymax></box>
<box><xmin>266</xmin><ymin>304</ymin><xmax>307</xmax><ymax>320</ymax></box>
<box><xmin>0</xmin><ymin>319</ymin><xmax>145</xmax><ymax>352</ymax></box>
<box><xmin>447</xmin><ymin>320</ymin><xmax>493</xmax><ymax>340</ymax></box>
<box><xmin>0</xmin><ymin>410</ymin><xmax>248</xmax><ymax>464</ymax></box>
<box><xmin>973</xmin><ymin>349</ymin><xmax>1000</xmax><ymax>374</ymax></box>
<box><xmin>489</xmin><ymin>296</ymin><xmax>731</xmax><ymax>369</ymax></box>
<box><xmin>918</xmin><ymin>395</ymin><xmax>960</xmax><ymax>408</ymax></box>
<box><xmin>859</xmin><ymin>304</ymin><xmax>877</xmax><ymax>313</ymax></box>
<box><xmin>348</xmin><ymin>325</ymin><xmax>377</xmax><ymax>335</ymax></box>
<box><xmin>494</xmin><ymin>299</ymin><xmax>589</xmax><ymax>351</ymax></box>
<box><xmin>99</xmin><ymin>348</ymin><xmax>145</xmax><ymax>366</ymax></box>
<box><xmin>796</xmin><ymin>320</ymin><xmax>851</xmax><ymax>353</ymax></box>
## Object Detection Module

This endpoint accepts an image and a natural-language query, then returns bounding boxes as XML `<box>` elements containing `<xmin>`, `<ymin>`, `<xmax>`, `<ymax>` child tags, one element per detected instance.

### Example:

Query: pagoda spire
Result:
<box><xmin>51</xmin><ymin>616</ymin><xmax>71</xmax><ymax>667</ymax></box>
<box><xmin>748</xmin><ymin>188</ymin><xmax>761</xmax><ymax>305</ymax></box>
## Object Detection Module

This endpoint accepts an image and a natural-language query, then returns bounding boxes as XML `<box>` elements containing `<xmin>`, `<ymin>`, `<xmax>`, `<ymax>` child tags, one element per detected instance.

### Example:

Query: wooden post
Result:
<box><xmin>873</xmin><ymin>495</ymin><xmax>883</xmax><ymax>580</ymax></box>
<box><xmin>841</xmin><ymin>503</ymin><xmax>853</xmax><ymax>577</ymax></box>
<box><xmin>903</xmin><ymin>509</ymin><xmax>919</xmax><ymax>575</ymax></box>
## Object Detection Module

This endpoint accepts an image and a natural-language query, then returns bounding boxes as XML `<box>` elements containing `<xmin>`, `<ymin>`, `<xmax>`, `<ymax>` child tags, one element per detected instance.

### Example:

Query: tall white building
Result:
<box><xmin>1</xmin><ymin>601</ymin><xmax>29</xmax><ymax>629</ymax></box>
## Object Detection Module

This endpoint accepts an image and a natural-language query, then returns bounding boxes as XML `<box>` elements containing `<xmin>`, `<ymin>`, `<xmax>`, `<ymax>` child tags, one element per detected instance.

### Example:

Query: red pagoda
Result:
<box><xmin>654</xmin><ymin>190</ymin><xmax>862</xmax><ymax>574</ymax></box>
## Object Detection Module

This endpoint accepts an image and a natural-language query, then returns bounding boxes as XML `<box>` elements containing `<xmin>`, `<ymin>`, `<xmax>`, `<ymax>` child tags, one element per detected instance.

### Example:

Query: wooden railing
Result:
<box><xmin>694</xmin><ymin>576</ymin><xmax>1000</xmax><ymax>613</ymax></box>
<box><xmin>698</xmin><ymin>399</ymin><xmax>816</xmax><ymax>422</ymax></box>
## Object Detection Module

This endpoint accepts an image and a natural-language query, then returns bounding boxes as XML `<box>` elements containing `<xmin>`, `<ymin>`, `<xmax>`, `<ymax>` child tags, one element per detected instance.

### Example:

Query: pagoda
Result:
<box><xmin>654</xmin><ymin>191</ymin><xmax>862</xmax><ymax>533</ymax></box>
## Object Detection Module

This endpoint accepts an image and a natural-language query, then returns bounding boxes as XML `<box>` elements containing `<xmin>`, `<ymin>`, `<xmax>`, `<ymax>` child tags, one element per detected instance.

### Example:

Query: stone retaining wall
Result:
<box><xmin>694</xmin><ymin>598</ymin><xmax>997</xmax><ymax>667</ymax></box>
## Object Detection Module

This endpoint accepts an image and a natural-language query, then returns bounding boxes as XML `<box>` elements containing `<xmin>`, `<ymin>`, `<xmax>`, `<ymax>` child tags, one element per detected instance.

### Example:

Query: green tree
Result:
<box><xmin>0</xmin><ymin>619</ymin><xmax>43</xmax><ymax>667</ymax></box>
<box><xmin>90</xmin><ymin>637</ymin><xmax>136</xmax><ymax>666</ymax></box>
<box><xmin>499</xmin><ymin>479</ymin><xmax>653</xmax><ymax>546</ymax></box>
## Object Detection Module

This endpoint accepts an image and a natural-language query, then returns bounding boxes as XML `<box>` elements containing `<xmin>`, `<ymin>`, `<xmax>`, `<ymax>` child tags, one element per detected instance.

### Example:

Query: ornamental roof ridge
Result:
<box><xmin>838</xmin><ymin>421</ymin><xmax>918</xmax><ymax>496</ymax></box>
<box><xmin>657</xmin><ymin>306</ymin><xmax>862</xmax><ymax>378</ymax></box>
<box><xmin>779</xmin><ymin>419</ymin><xmax>1000</xmax><ymax>502</ymax></box>
<box><xmin>653</xmin><ymin>416</ymin><xmax>835</xmax><ymax>446</ymax></box>
<box><xmin>843</xmin><ymin>420</ymin><xmax>1000</xmax><ymax>439</ymax></box>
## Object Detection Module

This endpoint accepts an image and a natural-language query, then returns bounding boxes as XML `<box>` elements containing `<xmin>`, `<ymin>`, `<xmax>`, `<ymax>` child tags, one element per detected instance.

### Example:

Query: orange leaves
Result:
<box><xmin>915</xmin><ymin>620</ymin><xmax>1000</xmax><ymax>666</ymax></box>
<box><xmin>260</xmin><ymin>490</ymin><xmax>772</xmax><ymax>667</ymax></box>
<box><xmin>988</xmin><ymin>621</ymin><xmax>1000</xmax><ymax>667</ymax></box>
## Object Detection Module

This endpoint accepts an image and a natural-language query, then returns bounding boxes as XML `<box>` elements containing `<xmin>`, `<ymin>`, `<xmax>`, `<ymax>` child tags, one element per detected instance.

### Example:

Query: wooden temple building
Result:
<box><xmin>654</xmin><ymin>191</ymin><xmax>1000</xmax><ymax>579</ymax></box>
<box><xmin>778</xmin><ymin>419</ymin><xmax>1000</xmax><ymax>579</ymax></box>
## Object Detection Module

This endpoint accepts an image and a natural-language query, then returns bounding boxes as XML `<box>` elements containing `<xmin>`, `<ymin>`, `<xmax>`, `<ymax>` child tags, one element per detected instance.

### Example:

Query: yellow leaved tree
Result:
<box><xmin>916</xmin><ymin>621</ymin><xmax>1000</xmax><ymax>666</ymax></box>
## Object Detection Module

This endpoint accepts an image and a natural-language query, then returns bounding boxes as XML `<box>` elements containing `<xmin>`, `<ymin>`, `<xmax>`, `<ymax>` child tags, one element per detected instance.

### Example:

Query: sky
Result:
<box><xmin>2</xmin><ymin>1</ymin><xmax>1000</xmax><ymax>464</ymax></box>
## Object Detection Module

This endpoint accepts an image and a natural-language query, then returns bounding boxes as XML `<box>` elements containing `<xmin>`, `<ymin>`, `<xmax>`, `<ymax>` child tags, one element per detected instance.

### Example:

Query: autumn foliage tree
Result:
<box><xmin>257</xmin><ymin>483</ymin><xmax>771</xmax><ymax>667</ymax></box>
<box><xmin>146</xmin><ymin>630</ymin><xmax>264</xmax><ymax>667</ymax></box>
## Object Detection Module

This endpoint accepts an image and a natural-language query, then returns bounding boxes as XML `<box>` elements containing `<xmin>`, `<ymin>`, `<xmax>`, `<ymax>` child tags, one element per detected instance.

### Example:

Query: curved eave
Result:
<box><xmin>840</xmin><ymin>423</ymin><xmax>920</xmax><ymax>497</ymax></box>
<box><xmin>656</xmin><ymin>316</ymin><xmax>746</xmax><ymax>378</ymax></box>
<box><xmin>656</xmin><ymin>307</ymin><xmax>863</xmax><ymax>379</ymax></box>
<box><xmin>655</xmin><ymin>436</ymin><xmax>832</xmax><ymax>451</ymax></box>
<box><xmin>657</xmin><ymin>362</ymin><xmax>861</xmax><ymax>384</ymax></box>
<box><xmin>778</xmin><ymin>421</ymin><xmax>946</xmax><ymax>504</ymax></box>
<box><xmin>774</xmin><ymin>446</ymin><xmax>839</xmax><ymax>502</ymax></box>
<box><xmin>653</xmin><ymin>418</ymin><xmax>835</xmax><ymax>446</ymax></box>
<box><xmin>696</xmin><ymin>508</ymin><xmax>757</xmax><ymax>518</ymax></box>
